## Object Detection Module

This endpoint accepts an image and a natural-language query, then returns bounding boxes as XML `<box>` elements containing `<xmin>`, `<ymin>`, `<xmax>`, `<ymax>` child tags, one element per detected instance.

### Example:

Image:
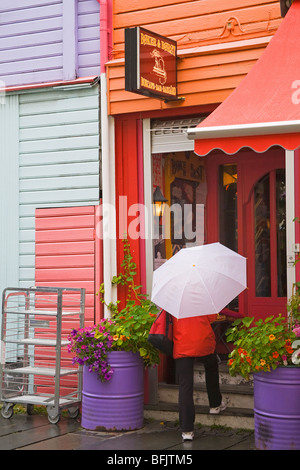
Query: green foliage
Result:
<box><xmin>287</xmin><ymin>283</ymin><xmax>300</xmax><ymax>326</ymax></box>
<box><xmin>97</xmin><ymin>238</ymin><xmax>160</xmax><ymax>368</ymax></box>
<box><xmin>226</xmin><ymin>314</ymin><xmax>297</xmax><ymax>380</ymax></box>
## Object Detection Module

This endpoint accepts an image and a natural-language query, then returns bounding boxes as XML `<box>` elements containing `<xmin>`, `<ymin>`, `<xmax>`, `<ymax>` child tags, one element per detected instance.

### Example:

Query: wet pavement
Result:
<box><xmin>0</xmin><ymin>412</ymin><xmax>255</xmax><ymax>452</ymax></box>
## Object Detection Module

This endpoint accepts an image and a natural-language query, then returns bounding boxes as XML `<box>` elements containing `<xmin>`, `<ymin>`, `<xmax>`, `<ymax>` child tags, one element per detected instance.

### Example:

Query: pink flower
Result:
<box><xmin>293</xmin><ymin>326</ymin><xmax>300</xmax><ymax>337</ymax></box>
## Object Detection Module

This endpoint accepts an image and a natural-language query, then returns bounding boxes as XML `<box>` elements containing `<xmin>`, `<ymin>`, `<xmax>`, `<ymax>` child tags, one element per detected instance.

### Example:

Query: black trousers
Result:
<box><xmin>175</xmin><ymin>354</ymin><xmax>222</xmax><ymax>432</ymax></box>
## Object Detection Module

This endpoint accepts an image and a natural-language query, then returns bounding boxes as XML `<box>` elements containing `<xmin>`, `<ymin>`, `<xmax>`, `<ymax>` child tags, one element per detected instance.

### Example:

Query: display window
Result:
<box><xmin>152</xmin><ymin>151</ymin><xmax>206</xmax><ymax>269</ymax></box>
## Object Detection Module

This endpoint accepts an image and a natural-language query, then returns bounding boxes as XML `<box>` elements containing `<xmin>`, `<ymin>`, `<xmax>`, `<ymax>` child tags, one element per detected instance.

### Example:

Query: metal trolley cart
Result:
<box><xmin>0</xmin><ymin>286</ymin><xmax>85</xmax><ymax>424</ymax></box>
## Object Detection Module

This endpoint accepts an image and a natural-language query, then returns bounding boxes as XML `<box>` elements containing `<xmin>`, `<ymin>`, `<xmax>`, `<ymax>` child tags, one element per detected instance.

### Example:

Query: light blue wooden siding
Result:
<box><xmin>18</xmin><ymin>84</ymin><xmax>100</xmax><ymax>287</ymax></box>
<box><xmin>0</xmin><ymin>95</ymin><xmax>19</xmax><ymax>296</ymax></box>
<box><xmin>77</xmin><ymin>0</ymin><xmax>100</xmax><ymax>77</ymax></box>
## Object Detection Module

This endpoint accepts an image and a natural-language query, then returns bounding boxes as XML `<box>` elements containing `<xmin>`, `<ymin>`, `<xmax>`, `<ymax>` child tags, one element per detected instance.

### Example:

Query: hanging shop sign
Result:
<box><xmin>125</xmin><ymin>27</ymin><xmax>178</xmax><ymax>101</ymax></box>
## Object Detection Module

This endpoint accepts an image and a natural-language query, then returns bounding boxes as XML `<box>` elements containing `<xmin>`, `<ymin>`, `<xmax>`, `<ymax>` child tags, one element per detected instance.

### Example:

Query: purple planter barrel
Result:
<box><xmin>81</xmin><ymin>351</ymin><xmax>144</xmax><ymax>431</ymax></box>
<box><xmin>254</xmin><ymin>367</ymin><xmax>300</xmax><ymax>450</ymax></box>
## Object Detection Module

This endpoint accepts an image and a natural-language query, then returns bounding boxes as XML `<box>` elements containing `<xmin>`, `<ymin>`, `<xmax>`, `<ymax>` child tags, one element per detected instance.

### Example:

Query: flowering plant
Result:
<box><xmin>226</xmin><ymin>286</ymin><xmax>300</xmax><ymax>380</ymax></box>
<box><xmin>68</xmin><ymin>239</ymin><xmax>160</xmax><ymax>381</ymax></box>
<box><xmin>68</xmin><ymin>321</ymin><xmax>114</xmax><ymax>382</ymax></box>
<box><xmin>225</xmin><ymin>315</ymin><xmax>300</xmax><ymax>380</ymax></box>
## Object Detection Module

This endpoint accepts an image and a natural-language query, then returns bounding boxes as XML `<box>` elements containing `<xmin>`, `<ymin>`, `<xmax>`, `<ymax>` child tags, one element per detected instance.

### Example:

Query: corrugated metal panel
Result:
<box><xmin>0</xmin><ymin>95</ymin><xmax>19</xmax><ymax>295</ymax></box>
<box><xmin>35</xmin><ymin>206</ymin><xmax>101</xmax><ymax>323</ymax></box>
<box><xmin>19</xmin><ymin>84</ymin><xmax>100</xmax><ymax>288</ymax></box>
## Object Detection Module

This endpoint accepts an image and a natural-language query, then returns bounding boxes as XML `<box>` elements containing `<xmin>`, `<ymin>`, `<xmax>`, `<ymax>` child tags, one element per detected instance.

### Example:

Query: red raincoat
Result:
<box><xmin>172</xmin><ymin>315</ymin><xmax>217</xmax><ymax>359</ymax></box>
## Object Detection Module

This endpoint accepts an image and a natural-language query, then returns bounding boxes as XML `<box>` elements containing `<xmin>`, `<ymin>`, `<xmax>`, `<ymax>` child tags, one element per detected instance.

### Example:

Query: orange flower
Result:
<box><xmin>285</xmin><ymin>341</ymin><xmax>294</xmax><ymax>354</ymax></box>
<box><xmin>113</xmin><ymin>335</ymin><xmax>119</xmax><ymax>341</ymax></box>
<box><xmin>269</xmin><ymin>334</ymin><xmax>276</xmax><ymax>341</ymax></box>
<box><xmin>272</xmin><ymin>351</ymin><xmax>279</xmax><ymax>359</ymax></box>
<box><xmin>229</xmin><ymin>359</ymin><xmax>234</xmax><ymax>366</ymax></box>
<box><xmin>238</xmin><ymin>348</ymin><xmax>247</xmax><ymax>356</ymax></box>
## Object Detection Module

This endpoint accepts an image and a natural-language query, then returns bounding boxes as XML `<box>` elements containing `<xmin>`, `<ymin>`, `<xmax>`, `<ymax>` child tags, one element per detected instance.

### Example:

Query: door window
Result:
<box><xmin>254</xmin><ymin>174</ymin><xmax>271</xmax><ymax>297</ymax></box>
<box><xmin>254</xmin><ymin>169</ymin><xmax>286</xmax><ymax>298</ymax></box>
<box><xmin>219</xmin><ymin>164</ymin><xmax>238</xmax><ymax>253</ymax></box>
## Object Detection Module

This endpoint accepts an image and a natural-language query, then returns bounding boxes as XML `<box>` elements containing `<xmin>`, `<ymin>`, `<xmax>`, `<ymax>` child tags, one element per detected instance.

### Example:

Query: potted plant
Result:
<box><xmin>68</xmin><ymin>239</ymin><xmax>160</xmax><ymax>431</ymax></box>
<box><xmin>226</xmin><ymin>289</ymin><xmax>300</xmax><ymax>450</ymax></box>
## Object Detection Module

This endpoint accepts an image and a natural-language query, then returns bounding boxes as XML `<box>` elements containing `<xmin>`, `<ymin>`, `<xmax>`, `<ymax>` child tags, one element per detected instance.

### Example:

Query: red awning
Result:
<box><xmin>187</xmin><ymin>1</ymin><xmax>300</xmax><ymax>156</ymax></box>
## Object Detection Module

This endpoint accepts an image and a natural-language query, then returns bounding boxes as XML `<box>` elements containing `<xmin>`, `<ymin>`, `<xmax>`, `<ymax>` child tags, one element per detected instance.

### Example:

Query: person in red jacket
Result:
<box><xmin>173</xmin><ymin>314</ymin><xmax>226</xmax><ymax>441</ymax></box>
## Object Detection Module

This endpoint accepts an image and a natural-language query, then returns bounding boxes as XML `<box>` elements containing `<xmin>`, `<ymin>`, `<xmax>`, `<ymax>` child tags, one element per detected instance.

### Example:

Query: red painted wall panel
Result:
<box><xmin>115</xmin><ymin>117</ymin><xmax>143</xmax><ymax>307</ymax></box>
<box><xmin>35</xmin><ymin>206</ymin><xmax>103</xmax><ymax>324</ymax></box>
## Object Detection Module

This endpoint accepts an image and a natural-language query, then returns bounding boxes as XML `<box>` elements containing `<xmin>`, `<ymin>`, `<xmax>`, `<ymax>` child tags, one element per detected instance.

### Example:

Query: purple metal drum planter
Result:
<box><xmin>81</xmin><ymin>351</ymin><xmax>144</xmax><ymax>431</ymax></box>
<box><xmin>254</xmin><ymin>367</ymin><xmax>300</xmax><ymax>450</ymax></box>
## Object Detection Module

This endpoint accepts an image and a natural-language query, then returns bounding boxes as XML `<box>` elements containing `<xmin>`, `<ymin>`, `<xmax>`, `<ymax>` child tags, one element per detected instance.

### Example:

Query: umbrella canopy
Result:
<box><xmin>151</xmin><ymin>242</ymin><xmax>247</xmax><ymax>319</ymax></box>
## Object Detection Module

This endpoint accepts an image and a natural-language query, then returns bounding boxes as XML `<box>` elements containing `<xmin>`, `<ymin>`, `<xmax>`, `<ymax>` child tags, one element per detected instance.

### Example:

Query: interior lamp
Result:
<box><xmin>153</xmin><ymin>186</ymin><xmax>168</xmax><ymax>217</ymax></box>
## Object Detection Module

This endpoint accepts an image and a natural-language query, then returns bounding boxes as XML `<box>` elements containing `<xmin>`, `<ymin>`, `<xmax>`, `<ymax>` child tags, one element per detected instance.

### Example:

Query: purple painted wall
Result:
<box><xmin>78</xmin><ymin>0</ymin><xmax>100</xmax><ymax>77</ymax></box>
<box><xmin>0</xmin><ymin>0</ymin><xmax>100</xmax><ymax>87</ymax></box>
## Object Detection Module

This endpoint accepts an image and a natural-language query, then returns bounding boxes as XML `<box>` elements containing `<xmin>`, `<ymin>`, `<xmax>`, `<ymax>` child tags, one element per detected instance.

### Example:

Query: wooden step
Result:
<box><xmin>144</xmin><ymin>401</ymin><xmax>254</xmax><ymax>430</ymax></box>
<box><xmin>144</xmin><ymin>360</ymin><xmax>254</xmax><ymax>430</ymax></box>
<box><xmin>158</xmin><ymin>382</ymin><xmax>254</xmax><ymax>410</ymax></box>
<box><xmin>194</xmin><ymin>360</ymin><xmax>254</xmax><ymax>387</ymax></box>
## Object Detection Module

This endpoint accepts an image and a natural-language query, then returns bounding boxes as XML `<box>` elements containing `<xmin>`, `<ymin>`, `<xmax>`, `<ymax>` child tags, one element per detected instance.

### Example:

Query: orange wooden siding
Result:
<box><xmin>107</xmin><ymin>0</ymin><xmax>282</xmax><ymax>115</ymax></box>
<box><xmin>107</xmin><ymin>38</ymin><xmax>270</xmax><ymax>115</ymax></box>
<box><xmin>113</xmin><ymin>0</ymin><xmax>281</xmax><ymax>56</ymax></box>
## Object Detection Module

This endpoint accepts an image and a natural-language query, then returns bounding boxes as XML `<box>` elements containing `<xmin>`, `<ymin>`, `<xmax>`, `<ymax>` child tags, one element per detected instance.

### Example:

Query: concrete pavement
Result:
<box><xmin>0</xmin><ymin>412</ymin><xmax>255</xmax><ymax>451</ymax></box>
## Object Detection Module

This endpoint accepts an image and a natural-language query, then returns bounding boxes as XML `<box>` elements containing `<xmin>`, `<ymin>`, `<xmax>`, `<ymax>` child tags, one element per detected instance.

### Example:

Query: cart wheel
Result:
<box><xmin>47</xmin><ymin>413</ymin><xmax>60</xmax><ymax>424</ymax></box>
<box><xmin>1</xmin><ymin>403</ymin><xmax>14</xmax><ymax>419</ymax></box>
<box><xmin>67</xmin><ymin>407</ymin><xmax>80</xmax><ymax>419</ymax></box>
<box><xmin>26</xmin><ymin>404</ymin><xmax>34</xmax><ymax>415</ymax></box>
<box><xmin>47</xmin><ymin>406</ymin><xmax>60</xmax><ymax>424</ymax></box>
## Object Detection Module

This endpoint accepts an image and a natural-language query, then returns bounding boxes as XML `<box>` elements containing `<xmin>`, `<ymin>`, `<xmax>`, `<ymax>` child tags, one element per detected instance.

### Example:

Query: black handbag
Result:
<box><xmin>148</xmin><ymin>309</ymin><xmax>173</xmax><ymax>356</ymax></box>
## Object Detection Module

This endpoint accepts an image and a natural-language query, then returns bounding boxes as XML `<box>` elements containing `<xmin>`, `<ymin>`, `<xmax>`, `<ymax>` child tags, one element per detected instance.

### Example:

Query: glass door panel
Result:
<box><xmin>254</xmin><ymin>174</ymin><xmax>271</xmax><ymax>297</ymax></box>
<box><xmin>253</xmin><ymin>170</ymin><xmax>286</xmax><ymax>298</ymax></box>
<box><xmin>276</xmin><ymin>169</ymin><xmax>287</xmax><ymax>297</ymax></box>
<box><xmin>219</xmin><ymin>164</ymin><xmax>238</xmax><ymax>253</ymax></box>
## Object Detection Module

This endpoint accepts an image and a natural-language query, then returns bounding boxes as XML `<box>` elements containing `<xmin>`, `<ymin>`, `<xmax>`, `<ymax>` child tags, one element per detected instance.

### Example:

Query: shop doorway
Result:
<box><xmin>206</xmin><ymin>147</ymin><xmax>286</xmax><ymax>321</ymax></box>
<box><xmin>150</xmin><ymin>145</ymin><xmax>287</xmax><ymax>381</ymax></box>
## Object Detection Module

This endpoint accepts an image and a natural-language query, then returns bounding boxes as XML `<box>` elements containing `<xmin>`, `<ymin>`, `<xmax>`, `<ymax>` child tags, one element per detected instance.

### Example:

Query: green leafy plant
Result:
<box><xmin>226</xmin><ymin>315</ymin><xmax>298</xmax><ymax>380</ymax></box>
<box><xmin>226</xmin><ymin>285</ymin><xmax>300</xmax><ymax>380</ymax></box>
<box><xmin>99</xmin><ymin>239</ymin><xmax>160</xmax><ymax>367</ymax></box>
<box><xmin>69</xmin><ymin>239</ymin><xmax>160</xmax><ymax>381</ymax></box>
<box><xmin>287</xmin><ymin>283</ymin><xmax>300</xmax><ymax>325</ymax></box>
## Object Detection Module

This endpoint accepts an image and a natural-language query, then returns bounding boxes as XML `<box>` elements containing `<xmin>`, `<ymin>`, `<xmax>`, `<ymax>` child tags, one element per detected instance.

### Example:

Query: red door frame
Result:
<box><xmin>206</xmin><ymin>147</ymin><xmax>286</xmax><ymax>319</ymax></box>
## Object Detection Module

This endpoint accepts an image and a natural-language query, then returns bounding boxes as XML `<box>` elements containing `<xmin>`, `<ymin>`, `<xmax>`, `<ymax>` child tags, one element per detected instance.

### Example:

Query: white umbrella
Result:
<box><xmin>151</xmin><ymin>242</ymin><xmax>247</xmax><ymax>319</ymax></box>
